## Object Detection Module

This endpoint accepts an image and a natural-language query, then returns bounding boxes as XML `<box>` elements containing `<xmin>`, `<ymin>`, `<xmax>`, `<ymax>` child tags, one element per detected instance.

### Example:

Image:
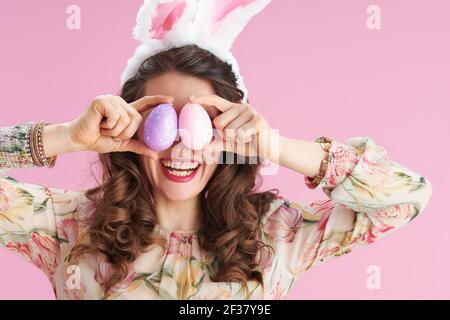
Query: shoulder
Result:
<box><xmin>45</xmin><ymin>186</ymin><xmax>89</xmax><ymax>215</ymax></box>
<box><xmin>261</xmin><ymin>196</ymin><xmax>290</xmax><ymax>223</ymax></box>
<box><xmin>262</xmin><ymin>196</ymin><xmax>333</xmax><ymax>224</ymax></box>
<box><xmin>260</xmin><ymin>197</ymin><xmax>303</xmax><ymax>242</ymax></box>
<box><xmin>260</xmin><ymin>196</ymin><xmax>336</xmax><ymax>242</ymax></box>
<box><xmin>45</xmin><ymin>186</ymin><xmax>93</xmax><ymax>244</ymax></box>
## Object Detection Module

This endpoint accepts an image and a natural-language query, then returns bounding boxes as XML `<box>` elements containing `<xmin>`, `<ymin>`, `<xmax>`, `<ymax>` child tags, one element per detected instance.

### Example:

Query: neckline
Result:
<box><xmin>153</xmin><ymin>223</ymin><xmax>200</xmax><ymax>235</ymax></box>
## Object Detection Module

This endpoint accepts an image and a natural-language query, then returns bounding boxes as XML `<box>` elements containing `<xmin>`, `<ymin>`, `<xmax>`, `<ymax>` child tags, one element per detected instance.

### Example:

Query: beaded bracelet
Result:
<box><xmin>29</xmin><ymin>121</ymin><xmax>57</xmax><ymax>168</ymax></box>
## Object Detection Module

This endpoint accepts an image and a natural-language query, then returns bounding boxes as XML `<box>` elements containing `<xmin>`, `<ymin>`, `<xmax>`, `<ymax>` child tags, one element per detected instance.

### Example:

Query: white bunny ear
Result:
<box><xmin>122</xmin><ymin>0</ymin><xmax>272</xmax><ymax>102</ymax></box>
<box><xmin>133</xmin><ymin>0</ymin><xmax>196</xmax><ymax>43</ymax></box>
<box><xmin>196</xmin><ymin>0</ymin><xmax>272</xmax><ymax>50</ymax></box>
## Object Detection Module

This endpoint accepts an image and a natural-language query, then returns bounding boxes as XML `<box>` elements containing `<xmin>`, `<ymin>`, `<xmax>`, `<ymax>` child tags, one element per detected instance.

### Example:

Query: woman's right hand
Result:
<box><xmin>43</xmin><ymin>94</ymin><xmax>174</xmax><ymax>159</ymax></box>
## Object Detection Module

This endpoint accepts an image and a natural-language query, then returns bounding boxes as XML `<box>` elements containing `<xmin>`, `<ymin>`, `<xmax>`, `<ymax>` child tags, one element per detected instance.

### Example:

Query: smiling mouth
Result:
<box><xmin>160</xmin><ymin>158</ymin><xmax>201</xmax><ymax>177</ymax></box>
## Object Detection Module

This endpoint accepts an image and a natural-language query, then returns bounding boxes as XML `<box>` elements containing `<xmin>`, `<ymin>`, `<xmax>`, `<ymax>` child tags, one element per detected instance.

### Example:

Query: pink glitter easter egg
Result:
<box><xmin>143</xmin><ymin>103</ymin><xmax>178</xmax><ymax>152</ymax></box>
<box><xmin>178</xmin><ymin>103</ymin><xmax>213</xmax><ymax>150</ymax></box>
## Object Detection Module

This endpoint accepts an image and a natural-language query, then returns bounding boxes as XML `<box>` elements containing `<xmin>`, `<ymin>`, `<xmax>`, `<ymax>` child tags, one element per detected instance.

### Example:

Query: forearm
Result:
<box><xmin>0</xmin><ymin>123</ymin><xmax>35</xmax><ymax>169</ymax></box>
<box><xmin>272</xmin><ymin>135</ymin><xmax>327</xmax><ymax>178</ymax></box>
<box><xmin>42</xmin><ymin>122</ymin><xmax>84</xmax><ymax>157</ymax></box>
<box><xmin>0</xmin><ymin>121</ymin><xmax>84</xmax><ymax>171</ymax></box>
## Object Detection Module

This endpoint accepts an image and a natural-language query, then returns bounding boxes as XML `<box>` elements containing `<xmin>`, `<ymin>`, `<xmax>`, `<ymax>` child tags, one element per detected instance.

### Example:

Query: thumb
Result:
<box><xmin>118</xmin><ymin>139</ymin><xmax>159</xmax><ymax>160</ymax></box>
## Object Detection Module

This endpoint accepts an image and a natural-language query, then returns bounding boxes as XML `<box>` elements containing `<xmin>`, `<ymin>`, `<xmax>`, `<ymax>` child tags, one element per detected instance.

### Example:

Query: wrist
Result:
<box><xmin>42</xmin><ymin>122</ymin><xmax>85</xmax><ymax>157</ymax></box>
<box><xmin>257</xmin><ymin>129</ymin><xmax>281</xmax><ymax>164</ymax></box>
<box><xmin>276</xmin><ymin>136</ymin><xmax>328</xmax><ymax>177</ymax></box>
<box><xmin>305</xmin><ymin>137</ymin><xmax>332</xmax><ymax>188</ymax></box>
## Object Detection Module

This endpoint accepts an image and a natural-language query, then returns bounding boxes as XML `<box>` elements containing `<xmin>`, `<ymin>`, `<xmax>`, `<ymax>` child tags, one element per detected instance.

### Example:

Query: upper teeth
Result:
<box><xmin>161</xmin><ymin>159</ymin><xmax>199</xmax><ymax>170</ymax></box>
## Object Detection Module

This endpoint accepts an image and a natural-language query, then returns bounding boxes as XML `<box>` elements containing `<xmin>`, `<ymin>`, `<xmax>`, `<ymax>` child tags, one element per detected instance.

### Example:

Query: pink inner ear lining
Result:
<box><xmin>151</xmin><ymin>1</ymin><xmax>186</xmax><ymax>40</ymax></box>
<box><xmin>212</xmin><ymin>0</ymin><xmax>257</xmax><ymax>24</ymax></box>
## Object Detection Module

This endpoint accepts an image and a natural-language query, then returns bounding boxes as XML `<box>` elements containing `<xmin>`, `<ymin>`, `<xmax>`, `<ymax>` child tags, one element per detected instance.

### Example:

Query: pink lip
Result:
<box><xmin>160</xmin><ymin>158</ymin><xmax>200</xmax><ymax>183</ymax></box>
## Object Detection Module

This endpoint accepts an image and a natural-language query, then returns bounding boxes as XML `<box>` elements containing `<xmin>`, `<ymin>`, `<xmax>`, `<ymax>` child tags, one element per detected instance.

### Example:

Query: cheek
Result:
<box><xmin>202</xmin><ymin>162</ymin><xmax>218</xmax><ymax>181</ymax></box>
<box><xmin>140</xmin><ymin>156</ymin><xmax>159</xmax><ymax>185</ymax></box>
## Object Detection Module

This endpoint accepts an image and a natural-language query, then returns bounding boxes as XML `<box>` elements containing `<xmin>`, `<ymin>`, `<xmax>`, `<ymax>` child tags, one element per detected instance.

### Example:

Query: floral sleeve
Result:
<box><xmin>261</xmin><ymin>137</ymin><xmax>432</xmax><ymax>297</ymax></box>
<box><xmin>0</xmin><ymin>124</ymin><xmax>82</xmax><ymax>280</ymax></box>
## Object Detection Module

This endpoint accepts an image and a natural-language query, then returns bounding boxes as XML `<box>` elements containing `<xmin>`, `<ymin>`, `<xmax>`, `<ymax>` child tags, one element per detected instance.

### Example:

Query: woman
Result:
<box><xmin>0</xmin><ymin>44</ymin><xmax>432</xmax><ymax>299</ymax></box>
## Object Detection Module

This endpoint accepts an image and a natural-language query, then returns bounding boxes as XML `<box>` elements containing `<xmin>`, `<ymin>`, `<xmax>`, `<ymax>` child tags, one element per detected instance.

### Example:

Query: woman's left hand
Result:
<box><xmin>189</xmin><ymin>95</ymin><xmax>279</xmax><ymax>162</ymax></box>
<box><xmin>189</xmin><ymin>95</ymin><xmax>329</xmax><ymax>179</ymax></box>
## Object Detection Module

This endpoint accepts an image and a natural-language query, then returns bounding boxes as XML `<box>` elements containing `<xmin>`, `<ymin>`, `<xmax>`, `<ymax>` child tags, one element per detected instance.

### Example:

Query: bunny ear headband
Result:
<box><xmin>120</xmin><ymin>0</ymin><xmax>273</xmax><ymax>103</ymax></box>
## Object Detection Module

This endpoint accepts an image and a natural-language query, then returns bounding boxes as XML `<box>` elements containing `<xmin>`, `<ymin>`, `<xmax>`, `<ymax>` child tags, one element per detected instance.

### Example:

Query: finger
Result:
<box><xmin>99</xmin><ymin>96</ymin><xmax>128</xmax><ymax>133</ymax></box>
<box><xmin>190</xmin><ymin>94</ymin><xmax>235</xmax><ymax>113</ymax></box>
<box><xmin>118</xmin><ymin>139</ymin><xmax>159</xmax><ymax>159</ymax></box>
<box><xmin>225</xmin><ymin>109</ymin><xmax>254</xmax><ymax>131</ymax></box>
<box><xmin>130</xmin><ymin>95</ymin><xmax>175</xmax><ymax>113</ymax></box>
<box><xmin>116</xmin><ymin>103</ymin><xmax>143</xmax><ymax>140</ymax></box>
<box><xmin>212</xmin><ymin>104</ymin><xmax>247</xmax><ymax>130</ymax></box>
<box><xmin>239</xmin><ymin>116</ymin><xmax>265</xmax><ymax>135</ymax></box>
<box><xmin>97</xmin><ymin>98</ymin><xmax>120</xmax><ymax>130</ymax></box>
<box><xmin>236</xmin><ymin>117</ymin><xmax>265</xmax><ymax>143</ymax></box>
<box><xmin>236</xmin><ymin>129</ymin><xmax>255</xmax><ymax>144</ymax></box>
<box><xmin>101</xmin><ymin>100</ymin><xmax>131</xmax><ymax>137</ymax></box>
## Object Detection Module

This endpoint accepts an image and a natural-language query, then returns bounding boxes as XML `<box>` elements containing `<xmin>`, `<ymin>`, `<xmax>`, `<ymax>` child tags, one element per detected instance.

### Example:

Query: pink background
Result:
<box><xmin>0</xmin><ymin>0</ymin><xmax>449</xmax><ymax>299</ymax></box>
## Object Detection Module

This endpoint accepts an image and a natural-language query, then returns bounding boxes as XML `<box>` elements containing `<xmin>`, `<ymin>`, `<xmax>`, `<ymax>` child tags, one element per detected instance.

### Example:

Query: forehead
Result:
<box><xmin>143</xmin><ymin>71</ymin><xmax>219</xmax><ymax>116</ymax></box>
<box><xmin>144</xmin><ymin>72</ymin><xmax>214</xmax><ymax>103</ymax></box>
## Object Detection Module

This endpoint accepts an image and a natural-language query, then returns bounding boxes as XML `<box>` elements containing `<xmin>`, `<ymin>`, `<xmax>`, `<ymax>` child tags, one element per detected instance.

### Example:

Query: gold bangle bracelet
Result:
<box><xmin>309</xmin><ymin>136</ymin><xmax>332</xmax><ymax>187</ymax></box>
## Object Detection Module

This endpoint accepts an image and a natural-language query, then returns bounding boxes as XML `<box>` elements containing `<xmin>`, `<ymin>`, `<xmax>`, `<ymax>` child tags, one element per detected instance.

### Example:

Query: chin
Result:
<box><xmin>159</xmin><ymin>186</ymin><xmax>202</xmax><ymax>201</ymax></box>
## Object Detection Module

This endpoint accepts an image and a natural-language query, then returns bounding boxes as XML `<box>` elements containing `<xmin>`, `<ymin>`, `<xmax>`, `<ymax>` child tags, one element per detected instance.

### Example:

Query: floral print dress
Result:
<box><xmin>0</xmin><ymin>124</ymin><xmax>432</xmax><ymax>299</ymax></box>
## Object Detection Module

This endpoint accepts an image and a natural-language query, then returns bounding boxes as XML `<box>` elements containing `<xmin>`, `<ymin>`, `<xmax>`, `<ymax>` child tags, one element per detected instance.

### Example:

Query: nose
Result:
<box><xmin>171</xmin><ymin>97</ymin><xmax>193</xmax><ymax>115</ymax></box>
<box><xmin>169</xmin><ymin>141</ymin><xmax>203</xmax><ymax>163</ymax></box>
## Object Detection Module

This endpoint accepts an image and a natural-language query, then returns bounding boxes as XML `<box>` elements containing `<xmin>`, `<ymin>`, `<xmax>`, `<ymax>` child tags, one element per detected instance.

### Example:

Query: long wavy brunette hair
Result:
<box><xmin>70</xmin><ymin>44</ymin><xmax>279</xmax><ymax>296</ymax></box>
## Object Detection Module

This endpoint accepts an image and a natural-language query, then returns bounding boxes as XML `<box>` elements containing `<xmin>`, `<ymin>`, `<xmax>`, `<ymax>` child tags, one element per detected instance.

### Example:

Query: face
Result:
<box><xmin>137</xmin><ymin>71</ymin><xmax>221</xmax><ymax>201</ymax></box>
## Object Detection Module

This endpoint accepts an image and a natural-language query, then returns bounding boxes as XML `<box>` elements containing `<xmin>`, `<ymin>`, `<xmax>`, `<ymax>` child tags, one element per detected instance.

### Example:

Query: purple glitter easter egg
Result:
<box><xmin>143</xmin><ymin>103</ymin><xmax>178</xmax><ymax>152</ymax></box>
